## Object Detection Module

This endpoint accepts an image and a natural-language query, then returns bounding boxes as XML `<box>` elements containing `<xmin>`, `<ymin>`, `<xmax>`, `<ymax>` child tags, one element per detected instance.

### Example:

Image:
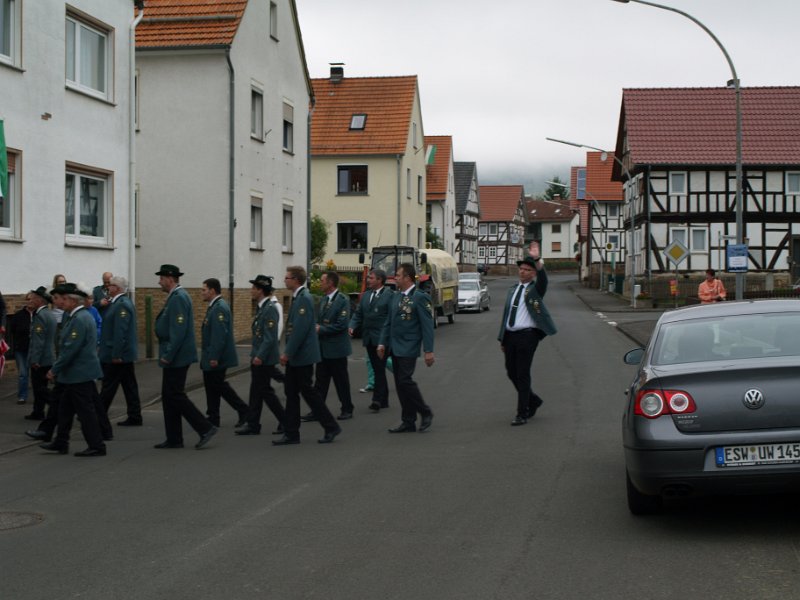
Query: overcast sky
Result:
<box><xmin>296</xmin><ymin>0</ymin><xmax>800</xmax><ymax>194</ymax></box>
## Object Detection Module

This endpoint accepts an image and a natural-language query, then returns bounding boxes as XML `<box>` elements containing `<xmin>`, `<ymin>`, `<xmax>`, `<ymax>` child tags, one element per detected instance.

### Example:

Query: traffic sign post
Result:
<box><xmin>664</xmin><ymin>240</ymin><xmax>689</xmax><ymax>308</ymax></box>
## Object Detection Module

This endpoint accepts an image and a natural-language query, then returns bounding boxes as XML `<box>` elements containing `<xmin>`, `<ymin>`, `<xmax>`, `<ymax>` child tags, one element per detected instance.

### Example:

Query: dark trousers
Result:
<box><xmin>54</xmin><ymin>381</ymin><xmax>106</xmax><ymax>451</ymax></box>
<box><xmin>39</xmin><ymin>382</ymin><xmax>65</xmax><ymax>438</ymax></box>
<box><xmin>246</xmin><ymin>365</ymin><xmax>286</xmax><ymax>432</ymax></box>
<box><xmin>314</xmin><ymin>356</ymin><xmax>354</xmax><ymax>413</ymax></box>
<box><xmin>391</xmin><ymin>355</ymin><xmax>432</xmax><ymax>425</ymax></box>
<box><xmin>100</xmin><ymin>362</ymin><xmax>142</xmax><ymax>421</ymax></box>
<box><xmin>366</xmin><ymin>345</ymin><xmax>389</xmax><ymax>407</ymax></box>
<box><xmin>202</xmin><ymin>369</ymin><xmax>249</xmax><ymax>427</ymax></box>
<box><xmin>502</xmin><ymin>329</ymin><xmax>543</xmax><ymax>417</ymax></box>
<box><xmin>30</xmin><ymin>364</ymin><xmax>51</xmax><ymax>417</ymax></box>
<box><xmin>284</xmin><ymin>364</ymin><xmax>337</xmax><ymax>439</ymax></box>
<box><xmin>161</xmin><ymin>366</ymin><xmax>212</xmax><ymax>444</ymax></box>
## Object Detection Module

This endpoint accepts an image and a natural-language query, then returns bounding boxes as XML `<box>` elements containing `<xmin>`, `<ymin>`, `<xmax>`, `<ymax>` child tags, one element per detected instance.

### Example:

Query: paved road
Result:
<box><xmin>1</xmin><ymin>274</ymin><xmax>799</xmax><ymax>599</ymax></box>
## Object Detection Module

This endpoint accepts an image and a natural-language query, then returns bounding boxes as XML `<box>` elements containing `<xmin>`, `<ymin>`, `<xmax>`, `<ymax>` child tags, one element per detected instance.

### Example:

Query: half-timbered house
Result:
<box><xmin>454</xmin><ymin>161</ymin><xmax>480</xmax><ymax>269</ymax></box>
<box><xmin>478</xmin><ymin>185</ymin><xmax>526</xmax><ymax>273</ymax></box>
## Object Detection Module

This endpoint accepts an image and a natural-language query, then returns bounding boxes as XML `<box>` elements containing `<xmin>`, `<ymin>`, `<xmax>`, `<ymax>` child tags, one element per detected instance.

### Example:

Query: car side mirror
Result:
<box><xmin>624</xmin><ymin>348</ymin><xmax>645</xmax><ymax>365</ymax></box>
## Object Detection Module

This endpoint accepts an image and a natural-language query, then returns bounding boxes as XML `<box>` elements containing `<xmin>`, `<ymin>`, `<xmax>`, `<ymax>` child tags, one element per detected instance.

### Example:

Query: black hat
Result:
<box><xmin>155</xmin><ymin>264</ymin><xmax>184</xmax><ymax>277</ymax></box>
<box><xmin>249</xmin><ymin>274</ymin><xmax>273</xmax><ymax>290</ymax></box>
<box><xmin>31</xmin><ymin>286</ymin><xmax>52</xmax><ymax>303</ymax></box>
<box><xmin>52</xmin><ymin>282</ymin><xmax>89</xmax><ymax>298</ymax></box>
<box><xmin>517</xmin><ymin>255</ymin><xmax>540</xmax><ymax>269</ymax></box>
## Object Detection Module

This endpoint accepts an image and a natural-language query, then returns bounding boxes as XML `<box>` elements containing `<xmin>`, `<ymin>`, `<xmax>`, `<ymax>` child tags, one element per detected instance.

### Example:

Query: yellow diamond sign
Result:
<box><xmin>664</xmin><ymin>240</ymin><xmax>689</xmax><ymax>266</ymax></box>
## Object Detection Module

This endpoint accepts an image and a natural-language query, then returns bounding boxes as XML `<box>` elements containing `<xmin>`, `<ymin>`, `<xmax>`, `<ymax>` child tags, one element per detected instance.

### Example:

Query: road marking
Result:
<box><xmin>607</xmin><ymin>322</ymin><xmax>618</xmax><ymax>327</ymax></box>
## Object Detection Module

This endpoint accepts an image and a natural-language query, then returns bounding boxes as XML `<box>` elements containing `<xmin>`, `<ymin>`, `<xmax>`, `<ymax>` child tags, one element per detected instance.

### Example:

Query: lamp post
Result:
<box><xmin>610</xmin><ymin>0</ymin><xmax>743</xmax><ymax>300</ymax></box>
<box><xmin>546</xmin><ymin>137</ymin><xmax>638</xmax><ymax>307</ymax></box>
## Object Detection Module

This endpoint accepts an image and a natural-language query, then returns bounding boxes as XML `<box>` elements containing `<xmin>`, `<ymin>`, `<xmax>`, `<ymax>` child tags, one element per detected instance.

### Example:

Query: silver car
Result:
<box><xmin>623</xmin><ymin>299</ymin><xmax>800</xmax><ymax>514</ymax></box>
<box><xmin>457</xmin><ymin>280</ymin><xmax>490</xmax><ymax>312</ymax></box>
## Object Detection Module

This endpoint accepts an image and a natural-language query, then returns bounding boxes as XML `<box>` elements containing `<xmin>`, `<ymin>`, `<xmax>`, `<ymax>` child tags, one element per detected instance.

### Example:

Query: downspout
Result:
<box><xmin>396</xmin><ymin>154</ymin><xmax>402</xmax><ymax>242</ymax></box>
<box><xmin>307</xmin><ymin>96</ymin><xmax>315</xmax><ymax>273</ymax></box>
<box><xmin>226</xmin><ymin>49</ymin><xmax>235</xmax><ymax>315</ymax></box>
<box><xmin>646</xmin><ymin>165</ymin><xmax>652</xmax><ymax>292</ymax></box>
<box><xmin>129</xmin><ymin>1</ymin><xmax>144</xmax><ymax>302</ymax></box>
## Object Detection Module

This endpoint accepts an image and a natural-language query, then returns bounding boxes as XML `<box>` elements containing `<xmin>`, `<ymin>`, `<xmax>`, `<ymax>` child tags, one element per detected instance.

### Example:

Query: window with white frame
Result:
<box><xmin>282</xmin><ymin>102</ymin><xmax>293</xmax><ymax>153</ymax></box>
<box><xmin>350</xmin><ymin>114</ymin><xmax>366</xmax><ymax>130</ymax></box>
<box><xmin>478</xmin><ymin>246</ymin><xmax>485</xmax><ymax>258</ymax></box>
<box><xmin>608</xmin><ymin>204</ymin><xmax>619</xmax><ymax>218</ymax></box>
<box><xmin>670</xmin><ymin>227</ymin><xmax>707</xmax><ymax>252</ymax></box>
<box><xmin>337</xmin><ymin>165</ymin><xmax>368</xmax><ymax>194</ymax></box>
<box><xmin>786</xmin><ymin>172</ymin><xmax>800</xmax><ymax>195</ymax></box>
<box><xmin>406</xmin><ymin>168</ymin><xmax>411</xmax><ymax>199</ymax></box>
<box><xmin>669</xmin><ymin>171</ymin><xmax>687</xmax><ymax>195</ymax></box>
<box><xmin>0</xmin><ymin>149</ymin><xmax>19</xmax><ymax>238</ymax></box>
<box><xmin>251</xmin><ymin>87</ymin><xmax>264</xmax><ymax>140</ymax></box>
<box><xmin>269</xmin><ymin>1</ymin><xmax>278</xmax><ymax>40</ymax></box>
<box><xmin>489</xmin><ymin>223</ymin><xmax>498</xmax><ymax>236</ymax></box>
<box><xmin>1</xmin><ymin>0</ymin><xmax>20</xmax><ymax>66</ymax></box>
<box><xmin>417</xmin><ymin>227</ymin><xmax>422</xmax><ymax>249</ymax></box>
<box><xmin>133</xmin><ymin>183</ymin><xmax>140</xmax><ymax>245</ymax></box>
<box><xmin>338</xmin><ymin>222</ymin><xmax>367</xmax><ymax>251</ymax></box>
<box><xmin>608</xmin><ymin>233</ymin><xmax>620</xmax><ymax>248</ymax></box>
<box><xmin>134</xmin><ymin>70</ymin><xmax>140</xmax><ymax>130</ymax></box>
<box><xmin>691</xmin><ymin>228</ymin><xmax>707</xmax><ymax>252</ymax></box>
<box><xmin>250</xmin><ymin>199</ymin><xmax>262</xmax><ymax>249</ymax></box>
<box><xmin>417</xmin><ymin>175</ymin><xmax>423</xmax><ymax>204</ymax></box>
<box><xmin>65</xmin><ymin>12</ymin><xmax>112</xmax><ymax>100</ymax></box>
<box><xmin>406</xmin><ymin>224</ymin><xmax>410</xmax><ymax>245</ymax></box>
<box><xmin>282</xmin><ymin>207</ymin><xmax>293</xmax><ymax>252</ymax></box>
<box><xmin>489</xmin><ymin>246</ymin><xmax>497</xmax><ymax>258</ymax></box>
<box><xmin>479</xmin><ymin>223</ymin><xmax>487</xmax><ymax>235</ymax></box>
<box><xmin>65</xmin><ymin>167</ymin><xmax>111</xmax><ymax>245</ymax></box>
<box><xmin>412</xmin><ymin>122</ymin><xmax>418</xmax><ymax>149</ymax></box>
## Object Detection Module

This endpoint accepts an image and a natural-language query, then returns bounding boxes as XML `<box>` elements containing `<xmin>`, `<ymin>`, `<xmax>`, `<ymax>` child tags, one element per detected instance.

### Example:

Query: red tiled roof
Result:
<box><xmin>618</xmin><ymin>87</ymin><xmax>800</xmax><ymax>167</ymax></box>
<box><xmin>311</xmin><ymin>76</ymin><xmax>418</xmax><ymax>156</ymax></box>
<box><xmin>136</xmin><ymin>0</ymin><xmax>247</xmax><ymax>49</ymax></box>
<box><xmin>585</xmin><ymin>151</ymin><xmax>623</xmax><ymax>201</ymax></box>
<box><xmin>478</xmin><ymin>185</ymin><xmax>524</xmax><ymax>222</ymax></box>
<box><xmin>525</xmin><ymin>198</ymin><xmax>573</xmax><ymax>223</ymax></box>
<box><xmin>425</xmin><ymin>135</ymin><xmax>452</xmax><ymax>201</ymax></box>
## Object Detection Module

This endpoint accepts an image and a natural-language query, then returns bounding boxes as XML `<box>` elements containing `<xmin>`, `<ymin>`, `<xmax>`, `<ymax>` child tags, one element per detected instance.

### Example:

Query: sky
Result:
<box><xmin>295</xmin><ymin>0</ymin><xmax>800</xmax><ymax>195</ymax></box>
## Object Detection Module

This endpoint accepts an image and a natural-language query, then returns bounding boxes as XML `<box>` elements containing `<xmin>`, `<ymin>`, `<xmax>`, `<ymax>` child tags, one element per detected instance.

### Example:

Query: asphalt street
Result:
<box><xmin>1</xmin><ymin>274</ymin><xmax>799</xmax><ymax>600</ymax></box>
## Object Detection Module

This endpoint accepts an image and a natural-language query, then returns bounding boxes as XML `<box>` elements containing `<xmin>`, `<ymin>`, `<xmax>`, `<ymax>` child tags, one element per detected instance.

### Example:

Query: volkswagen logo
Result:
<box><xmin>743</xmin><ymin>389</ymin><xmax>765</xmax><ymax>410</ymax></box>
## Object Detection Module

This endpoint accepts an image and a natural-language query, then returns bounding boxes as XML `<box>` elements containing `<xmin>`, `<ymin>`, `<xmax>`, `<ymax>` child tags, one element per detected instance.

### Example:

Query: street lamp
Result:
<box><xmin>610</xmin><ymin>0</ymin><xmax>744</xmax><ymax>300</ymax></box>
<box><xmin>546</xmin><ymin>137</ymin><xmax>638</xmax><ymax>307</ymax></box>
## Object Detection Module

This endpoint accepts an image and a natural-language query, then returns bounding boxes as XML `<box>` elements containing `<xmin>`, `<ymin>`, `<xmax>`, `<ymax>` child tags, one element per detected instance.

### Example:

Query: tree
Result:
<box><xmin>310</xmin><ymin>214</ymin><xmax>329</xmax><ymax>265</ymax></box>
<box><xmin>543</xmin><ymin>176</ymin><xmax>570</xmax><ymax>201</ymax></box>
<box><xmin>426</xmin><ymin>222</ymin><xmax>443</xmax><ymax>250</ymax></box>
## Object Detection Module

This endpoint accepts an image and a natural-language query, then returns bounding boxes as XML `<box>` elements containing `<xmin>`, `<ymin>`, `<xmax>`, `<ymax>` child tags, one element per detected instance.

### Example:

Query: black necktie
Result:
<box><xmin>508</xmin><ymin>284</ymin><xmax>525</xmax><ymax>327</ymax></box>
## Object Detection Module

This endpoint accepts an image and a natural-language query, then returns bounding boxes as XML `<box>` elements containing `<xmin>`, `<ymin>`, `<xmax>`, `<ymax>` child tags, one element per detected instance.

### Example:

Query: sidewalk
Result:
<box><xmin>0</xmin><ymin>343</ymin><xmax>252</xmax><ymax>455</ymax></box>
<box><xmin>568</xmin><ymin>283</ymin><xmax>664</xmax><ymax>348</ymax></box>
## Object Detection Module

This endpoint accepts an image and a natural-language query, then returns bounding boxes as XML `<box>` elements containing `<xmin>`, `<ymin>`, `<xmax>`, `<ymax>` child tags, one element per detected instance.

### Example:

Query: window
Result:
<box><xmin>670</xmin><ymin>227</ymin><xmax>707</xmax><ymax>252</ymax></box>
<box><xmin>350</xmin><ymin>114</ymin><xmax>366</xmax><ymax>130</ymax></box>
<box><xmin>608</xmin><ymin>204</ymin><xmax>619</xmax><ymax>218</ymax></box>
<box><xmin>338</xmin><ymin>222</ymin><xmax>367</xmax><ymax>251</ymax></box>
<box><xmin>479</xmin><ymin>223</ymin><xmax>487</xmax><ymax>235</ymax></box>
<box><xmin>269</xmin><ymin>2</ymin><xmax>278</xmax><ymax>40</ymax></box>
<box><xmin>478</xmin><ymin>246</ymin><xmax>485</xmax><ymax>258</ymax></box>
<box><xmin>250</xmin><ymin>199</ymin><xmax>262</xmax><ymax>249</ymax></box>
<box><xmin>417</xmin><ymin>175</ymin><xmax>423</xmax><ymax>204</ymax></box>
<box><xmin>576</xmin><ymin>168</ymin><xmax>586</xmax><ymax>200</ymax></box>
<box><xmin>66</xmin><ymin>13</ymin><xmax>111</xmax><ymax>100</ymax></box>
<box><xmin>691</xmin><ymin>228</ymin><xmax>707</xmax><ymax>252</ymax></box>
<box><xmin>337</xmin><ymin>165</ymin><xmax>367</xmax><ymax>194</ymax></box>
<box><xmin>406</xmin><ymin>224</ymin><xmax>411</xmax><ymax>245</ymax></box>
<box><xmin>133</xmin><ymin>184</ymin><xmax>140</xmax><ymax>245</ymax></box>
<box><xmin>1</xmin><ymin>0</ymin><xmax>19</xmax><ymax>66</ymax></box>
<box><xmin>251</xmin><ymin>88</ymin><xmax>264</xmax><ymax>140</ymax></box>
<box><xmin>489</xmin><ymin>246</ymin><xmax>497</xmax><ymax>258</ymax></box>
<box><xmin>552</xmin><ymin>224</ymin><xmax>562</xmax><ymax>234</ymax></box>
<box><xmin>417</xmin><ymin>227</ymin><xmax>422</xmax><ymax>249</ymax></box>
<box><xmin>669</xmin><ymin>171</ymin><xmax>687</xmax><ymax>195</ymax></box>
<box><xmin>0</xmin><ymin>149</ymin><xmax>19</xmax><ymax>238</ymax></box>
<box><xmin>609</xmin><ymin>233</ymin><xmax>620</xmax><ymax>248</ymax></box>
<box><xmin>413</xmin><ymin>122</ymin><xmax>418</xmax><ymax>149</ymax></box>
<box><xmin>282</xmin><ymin>102</ymin><xmax>293</xmax><ymax>153</ymax></box>
<box><xmin>134</xmin><ymin>70</ymin><xmax>140</xmax><ymax>130</ymax></box>
<box><xmin>65</xmin><ymin>167</ymin><xmax>111</xmax><ymax>246</ymax></box>
<box><xmin>552</xmin><ymin>241</ymin><xmax>562</xmax><ymax>253</ymax></box>
<box><xmin>406</xmin><ymin>168</ymin><xmax>411</xmax><ymax>199</ymax></box>
<box><xmin>282</xmin><ymin>207</ymin><xmax>293</xmax><ymax>252</ymax></box>
<box><xmin>787</xmin><ymin>172</ymin><xmax>800</xmax><ymax>195</ymax></box>
<box><xmin>489</xmin><ymin>223</ymin><xmax>498</xmax><ymax>236</ymax></box>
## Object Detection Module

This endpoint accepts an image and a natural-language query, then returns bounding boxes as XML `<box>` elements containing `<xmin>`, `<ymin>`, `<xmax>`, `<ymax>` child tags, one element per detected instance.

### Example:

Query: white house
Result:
<box><xmin>424</xmin><ymin>135</ymin><xmax>456</xmax><ymax>256</ymax></box>
<box><xmin>1</xmin><ymin>0</ymin><xmax>135</xmax><ymax>302</ymax></box>
<box><xmin>524</xmin><ymin>197</ymin><xmax>578</xmax><ymax>262</ymax></box>
<box><xmin>454</xmin><ymin>161</ymin><xmax>480</xmax><ymax>269</ymax></box>
<box><xmin>478</xmin><ymin>185</ymin><xmax>526</xmax><ymax>273</ymax></box>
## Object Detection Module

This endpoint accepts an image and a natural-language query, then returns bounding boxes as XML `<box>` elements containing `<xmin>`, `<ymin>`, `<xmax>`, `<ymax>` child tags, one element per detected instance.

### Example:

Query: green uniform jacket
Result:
<box><xmin>317</xmin><ymin>291</ymin><xmax>352</xmax><ymax>359</ymax></box>
<box><xmin>155</xmin><ymin>286</ymin><xmax>198</xmax><ymax>368</ymax></box>
<box><xmin>350</xmin><ymin>287</ymin><xmax>394</xmax><ymax>347</ymax></box>
<box><xmin>99</xmin><ymin>295</ymin><xmax>138</xmax><ymax>364</ymax></box>
<box><xmin>28</xmin><ymin>306</ymin><xmax>57</xmax><ymax>366</ymax></box>
<box><xmin>283</xmin><ymin>287</ymin><xmax>320</xmax><ymax>367</ymax></box>
<box><xmin>200</xmin><ymin>297</ymin><xmax>239</xmax><ymax>371</ymax></box>
<box><xmin>497</xmin><ymin>268</ymin><xmax>558</xmax><ymax>341</ymax></box>
<box><xmin>379</xmin><ymin>286</ymin><xmax>435</xmax><ymax>358</ymax></box>
<box><xmin>251</xmin><ymin>300</ymin><xmax>280</xmax><ymax>366</ymax></box>
<box><xmin>51</xmin><ymin>308</ymin><xmax>103</xmax><ymax>384</ymax></box>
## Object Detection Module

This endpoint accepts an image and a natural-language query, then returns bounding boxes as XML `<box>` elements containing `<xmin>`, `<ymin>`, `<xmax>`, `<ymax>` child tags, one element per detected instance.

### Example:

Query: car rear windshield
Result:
<box><xmin>652</xmin><ymin>311</ymin><xmax>800</xmax><ymax>365</ymax></box>
<box><xmin>460</xmin><ymin>282</ymin><xmax>480</xmax><ymax>291</ymax></box>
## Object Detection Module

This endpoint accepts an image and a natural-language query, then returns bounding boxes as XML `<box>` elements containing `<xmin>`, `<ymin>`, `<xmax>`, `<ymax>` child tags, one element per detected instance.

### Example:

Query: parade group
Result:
<box><xmin>2</xmin><ymin>249</ymin><xmax>557</xmax><ymax>457</ymax></box>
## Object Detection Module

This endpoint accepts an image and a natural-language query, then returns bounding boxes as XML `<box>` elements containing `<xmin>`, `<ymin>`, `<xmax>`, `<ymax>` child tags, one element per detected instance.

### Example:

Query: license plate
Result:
<box><xmin>715</xmin><ymin>443</ymin><xmax>800</xmax><ymax>467</ymax></box>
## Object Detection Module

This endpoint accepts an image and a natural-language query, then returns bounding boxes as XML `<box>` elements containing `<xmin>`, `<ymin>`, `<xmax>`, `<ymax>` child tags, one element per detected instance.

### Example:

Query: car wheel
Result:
<box><xmin>626</xmin><ymin>470</ymin><xmax>662</xmax><ymax>515</ymax></box>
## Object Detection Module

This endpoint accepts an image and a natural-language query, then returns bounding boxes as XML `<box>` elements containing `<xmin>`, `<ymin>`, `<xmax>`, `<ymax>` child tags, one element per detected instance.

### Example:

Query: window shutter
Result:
<box><xmin>283</xmin><ymin>103</ymin><xmax>293</xmax><ymax>124</ymax></box>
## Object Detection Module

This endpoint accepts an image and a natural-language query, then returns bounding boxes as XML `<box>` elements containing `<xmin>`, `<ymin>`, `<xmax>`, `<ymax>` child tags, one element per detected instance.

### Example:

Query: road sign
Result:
<box><xmin>605</xmin><ymin>242</ymin><xmax>617</xmax><ymax>251</ymax></box>
<box><xmin>663</xmin><ymin>239</ymin><xmax>689</xmax><ymax>266</ymax></box>
<box><xmin>727</xmin><ymin>243</ymin><xmax>748</xmax><ymax>273</ymax></box>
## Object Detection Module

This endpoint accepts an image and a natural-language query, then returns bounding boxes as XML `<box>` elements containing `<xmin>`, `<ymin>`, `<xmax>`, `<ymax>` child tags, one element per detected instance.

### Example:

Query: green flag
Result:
<box><xmin>0</xmin><ymin>119</ymin><xmax>7</xmax><ymax>199</ymax></box>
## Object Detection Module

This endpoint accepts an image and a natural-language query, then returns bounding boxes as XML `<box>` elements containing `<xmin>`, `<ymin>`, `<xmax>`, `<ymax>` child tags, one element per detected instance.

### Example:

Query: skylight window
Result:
<box><xmin>350</xmin><ymin>114</ymin><xmax>366</xmax><ymax>130</ymax></box>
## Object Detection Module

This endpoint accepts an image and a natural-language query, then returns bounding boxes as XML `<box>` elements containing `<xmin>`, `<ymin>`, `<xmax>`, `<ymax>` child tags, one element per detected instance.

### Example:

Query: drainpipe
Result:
<box><xmin>129</xmin><ymin>1</ymin><xmax>144</xmax><ymax>302</ymax></box>
<box><xmin>226</xmin><ymin>49</ymin><xmax>235</xmax><ymax>315</ymax></box>
<box><xmin>307</xmin><ymin>96</ymin><xmax>315</xmax><ymax>273</ymax></box>
<box><xmin>396</xmin><ymin>155</ymin><xmax>402</xmax><ymax>242</ymax></box>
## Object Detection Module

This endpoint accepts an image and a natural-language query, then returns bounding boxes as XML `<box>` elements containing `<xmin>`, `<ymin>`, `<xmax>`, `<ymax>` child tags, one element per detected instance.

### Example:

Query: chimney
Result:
<box><xmin>330</xmin><ymin>62</ymin><xmax>344</xmax><ymax>83</ymax></box>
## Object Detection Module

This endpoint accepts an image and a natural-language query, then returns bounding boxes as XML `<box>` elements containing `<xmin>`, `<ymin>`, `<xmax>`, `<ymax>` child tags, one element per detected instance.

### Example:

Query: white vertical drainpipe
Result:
<box><xmin>129</xmin><ymin>1</ymin><xmax>144</xmax><ymax>302</ymax></box>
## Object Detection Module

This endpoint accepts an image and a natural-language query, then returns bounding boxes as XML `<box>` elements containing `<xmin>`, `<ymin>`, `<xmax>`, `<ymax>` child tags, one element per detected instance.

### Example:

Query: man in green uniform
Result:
<box><xmin>25</xmin><ymin>286</ymin><xmax>56</xmax><ymax>421</ymax></box>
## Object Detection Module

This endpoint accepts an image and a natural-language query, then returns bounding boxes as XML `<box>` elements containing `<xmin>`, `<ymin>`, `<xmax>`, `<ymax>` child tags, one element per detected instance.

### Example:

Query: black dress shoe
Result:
<box><xmin>154</xmin><ymin>441</ymin><xmax>184</xmax><ymax>449</ymax></box>
<box><xmin>388</xmin><ymin>423</ymin><xmax>416</xmax><ymax>433</ymax></box>
<box><xmin>40</xmin><ymin>442</ymin><xmax>68</xmax><ymax>454</ymax></box>
<box><xmin>511</xmin><ymin>416</ymin><xmax>527</xmax><ymax>426</ymax></box>
<box><xmin>195</xmin><ymin>426</ymin><xmax>219</xmax><ymax>449</ymax></box>
<box><xmin>419</xmin><ymin>413</ymin><xmax>434</xmax><ymax>432</ymax></box>
<box><xmin>117</xmin><ymin>418</ymin><xmax>143</xmax><ymax>426</ymax></box>
<box><xmin>272</xmin><ymin>435</ymin><xmax>300</xmax><ymax>446</ymax></box>
<box><xmin>527</xmin><ymin>395</ymin><xmax>544</xmax><ymax>418</ymax></box>
<box><xmin>272</xmin><ymin>423</ymin><xmax>285</xmax><ymax>435</ymax></box>
<box><xmin>337</xmin><ymin>412</ymin><xmax>353</xmax><ymax>420</ymax></box>
<box><xmin>368</xmin><ymin>402</ymin><xmax>381</xmax><ymax>412</ymax></box>
<box><xmin>318</xmin><ymin>426</ymin><xmax>342</xmax><ymax>444</ymax></box>
<box><xmin>24</xmin><ymin>413</ymin><xmax>45</xmax><ymax>421</ymax></box>
<box><xmin>25</xmin><ymin>429</ymin><xmax>50</xmax><ymax>441</ymax></box>
<box><xmin>379</xmin><ymin>402</ymin><xmax>389</xmax><ymax>409</ymax></box>
<box><xmin>235</xmin><ymin>423</ymin><xmax>261</xmax><ymax>435</ymax></box>
<box><xmin>235</xmin><ymin>415</ymin><xmax>248</xmax><ymax>428</ymax></box>
<box><xmin>300</xmin><ymin>411</ymin><xmax>317</xmax><ymax>422</ymax></box>
<box><xmin>74</xmin><ymin>447</ymin><xmax>106</xmax><ymax>457</ymax></box>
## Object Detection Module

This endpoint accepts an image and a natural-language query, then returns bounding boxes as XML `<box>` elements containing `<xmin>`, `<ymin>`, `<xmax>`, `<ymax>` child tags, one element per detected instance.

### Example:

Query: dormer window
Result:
<box><xmin>350</xmin><ymin>114</ymin><xmax>366</xmax><ymax>130</ymax></box>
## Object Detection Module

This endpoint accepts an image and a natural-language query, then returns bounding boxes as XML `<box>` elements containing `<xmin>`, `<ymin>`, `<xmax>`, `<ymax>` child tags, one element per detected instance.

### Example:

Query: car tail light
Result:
<box><xmin>635</xmin><ymin>389</ymin><xmax>696</xmax><ymax>419</ymax></box>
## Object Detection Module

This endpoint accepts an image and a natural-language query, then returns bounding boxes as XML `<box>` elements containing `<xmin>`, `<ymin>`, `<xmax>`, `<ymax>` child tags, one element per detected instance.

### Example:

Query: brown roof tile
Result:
<box><xmin>525</xmin><ymin>198</ymin><xmax>573</xmax><ymax>223</ymax></box>
<box><xmin>479</xmin><ymin>185</ymin><xmax>524</xmax><ymax>222</ymax></box>
<box><xmin>585</xmin><ymin>151</ymin><xmax>623</xmax><ymax>201</ymax></box>
<box><xmin>311</xmin><ymin>76</ymin><xmax>418</xmax><ymax>156</ymax></box>
<box><xmin>424</xmin><ymin>135</ymin><xmax>452</xmax><ymax>201</ymax></box>
<box><xmin>136</xmin><ymin>0</ymin><xmax>247</xmax><ymax>49</ymax></box>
